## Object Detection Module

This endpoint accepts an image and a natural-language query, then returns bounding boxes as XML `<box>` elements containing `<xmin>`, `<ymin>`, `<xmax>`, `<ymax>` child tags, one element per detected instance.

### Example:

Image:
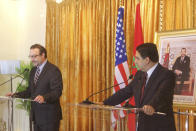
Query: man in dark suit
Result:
<box><xmin>172</xmin><ymin>48</ymin><xmax>190</xmax><ymax>84</ymax></box>
<box><xmin>103</xmin><ymin>43</ymin><xmax>176</xmax><ymax>131</ymax></box>
<box><xmin>6</xmin><ymin>44</ymin><xmax>63</xmax><ymax>131</ymax></box>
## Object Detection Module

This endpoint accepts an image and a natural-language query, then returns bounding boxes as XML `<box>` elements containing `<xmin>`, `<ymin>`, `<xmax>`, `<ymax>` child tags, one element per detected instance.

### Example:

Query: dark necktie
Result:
<box><xmin>181</xmin><ymin>56</ymin><xmax>184</xmax><ymax>62</ymax></box>
<box><xmin>34</xmin><ymin>67</ymin><xmax>40</xmax><ymax>84</ymax></box>
<box><xmin>140</xmin><ymin>72</ymin><xmax>147</xmax><ymax>103</ymax></box>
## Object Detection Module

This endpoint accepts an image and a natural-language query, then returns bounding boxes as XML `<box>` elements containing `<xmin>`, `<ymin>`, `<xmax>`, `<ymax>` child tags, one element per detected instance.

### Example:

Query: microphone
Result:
<box><xmin>12</xmin><ymin>74</ymin><xmax>30</xmax><ymax>98</ymax></box>
<box><xmin>123</xmin><ymin>101</ymin><xmax>135</xmax><ymax>108</ymax></box>
<box><xmin>81</xmin><ymin>75</ymin><xmax>133</xmax><ymax>104</ymax></box>
<box><xmin>13</xmin><ymin>75</ymin><xmax>25</xmax><ymax>96</ymax></box>
<box><xmin>0</xmin><ymin>68</ymin><xmax>29</xmax><ymax>87</ymax></box>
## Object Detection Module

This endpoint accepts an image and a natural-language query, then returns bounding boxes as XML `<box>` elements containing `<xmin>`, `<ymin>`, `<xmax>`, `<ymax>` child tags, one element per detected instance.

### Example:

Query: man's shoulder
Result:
<box><xmin>135</xmin><ymin>70</ymin><xmax>144</xmax><ymax>75</ymax></box>
<box><xmin>153</xmin><ymin>63</ymin><xmax>174</xmax><ymax>76</ymax></box>
<box><xmin>46</xmin><ymin>61</ymin><xmax>61</xmax><ymax>72</ymax></box>
<box><xmin>176</xmin><ymin>56</ymin><xmax>181</xmax><ymax>60</ymax></box>
<box><xmin>47</xmin><ymin>61</ymin><xmax>58</xmax><ymax>68</ymax></box>
<box><xmin>185</xmin><ymin>55</ymin><xmax>190</xmax><ymax>59</ymax></box>
<box><xmin>134</xmin><ymin>70</ymin><xmax>145</xmax><ymax>79</ymax></box>
<box><xmin>159</xmin><ymin>64</ymin><xmax>175</xmax><ymax>77</ymax></box>
<box><xmin>30</xmin><ymin>66</ymin><xmax>36</xmax><ymax>73</ymax></box>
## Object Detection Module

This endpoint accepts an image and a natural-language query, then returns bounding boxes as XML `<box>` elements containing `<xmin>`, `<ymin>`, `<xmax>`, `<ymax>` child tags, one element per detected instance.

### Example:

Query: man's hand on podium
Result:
<box><xmin>34</xmin><ymin>95</ymin><xmax>45</xmax><ymax>104</ymax></box>
<box><xmin>143</xmin><ymin>105</ymin><xmax>155</xmax><ymax>116</ymax></box>
<box><xmin>95</xmin><ymin>102</ymin><xmax>104</xmax><ymax>105</ymax></box>
<box><xmin>5</xmin><ymin>92</ymin><xmax>14</xmax><ymax>97</ymax></box>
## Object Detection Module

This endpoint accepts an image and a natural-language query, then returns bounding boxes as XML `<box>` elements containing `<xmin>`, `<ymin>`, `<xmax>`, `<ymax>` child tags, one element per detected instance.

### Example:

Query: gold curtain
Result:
<box><xmin>45</xmin><ymin>0</ymin><xmax>196</xmax><ymax>130</ymax></box>
<box><xmin>161</xmin><ymin>0</ymin><xmax>196</xmax><ymax>31</ymax></box>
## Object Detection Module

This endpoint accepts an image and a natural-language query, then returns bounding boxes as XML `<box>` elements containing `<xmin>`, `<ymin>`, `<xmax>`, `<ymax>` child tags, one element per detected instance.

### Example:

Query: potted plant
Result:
<box><xmin>15</xmin><ymin>62</ymin><xmax>33</xmax><ymax>131</ymax></box>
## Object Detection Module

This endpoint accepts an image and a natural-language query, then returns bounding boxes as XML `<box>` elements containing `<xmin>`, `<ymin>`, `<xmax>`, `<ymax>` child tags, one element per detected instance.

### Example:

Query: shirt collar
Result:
<box><xmin>146</xmin><ymin>63</ymin><xmax>158</xmax><ymax>79</ymax></box>
<box><xmin>37</xmin><ymin>59</ymin><xmax>47</xmax><ymax>73</ymax></box>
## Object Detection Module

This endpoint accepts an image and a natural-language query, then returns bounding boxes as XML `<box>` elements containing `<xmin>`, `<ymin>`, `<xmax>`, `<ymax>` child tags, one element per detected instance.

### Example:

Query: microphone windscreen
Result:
<box><xmin>24</xmin><ymin>68</ymin><xmax>29</xmax><ymax>72</ymax></box>
<box><xmin>129</xmin><ymin>75</ymin><xmax>133</xmax><ymax>79</ymax></box>
<box><xmin>81</xmin><ymin>99</ymin><xmax>94</xmax><ymax>105</ymax></box>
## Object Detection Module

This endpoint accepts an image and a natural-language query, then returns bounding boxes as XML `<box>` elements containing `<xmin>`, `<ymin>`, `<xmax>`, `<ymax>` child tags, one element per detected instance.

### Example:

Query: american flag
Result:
<box><xmin>111</xmin><ymin>6</ymin><xmax>130</xmax><ymax>129</ymax></box>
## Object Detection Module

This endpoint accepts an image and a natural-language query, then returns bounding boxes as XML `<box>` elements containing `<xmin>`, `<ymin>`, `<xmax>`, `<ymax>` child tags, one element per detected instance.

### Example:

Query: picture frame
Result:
<box><xmin>154</xmin><ymin>29</ymin><xmax>196</xmax><ymax>105</ymax></box>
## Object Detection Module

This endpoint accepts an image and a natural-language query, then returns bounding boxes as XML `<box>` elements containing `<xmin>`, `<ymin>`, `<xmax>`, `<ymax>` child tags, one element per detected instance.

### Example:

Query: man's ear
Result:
<box><xmin>145</xmin><ymin>57</ymin><xmax>150</xmax><ymax>64</ymax></box>
<box><xmin>41</xmin><ymin>53</ymin><xmax>45</xmax><ymax>58</ymax></box>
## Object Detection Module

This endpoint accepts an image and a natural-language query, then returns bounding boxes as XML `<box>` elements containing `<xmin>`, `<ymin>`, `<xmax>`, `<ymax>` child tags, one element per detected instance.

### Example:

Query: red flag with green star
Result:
<box><xmin>128</xmin><ymin>3</ymin><xmax>144</xmax><ymax>131</ymax></box>
<box><xmin>131</xmin><ymin>3</ymin><xmax>144</xmax><ymax>75</ymax></box>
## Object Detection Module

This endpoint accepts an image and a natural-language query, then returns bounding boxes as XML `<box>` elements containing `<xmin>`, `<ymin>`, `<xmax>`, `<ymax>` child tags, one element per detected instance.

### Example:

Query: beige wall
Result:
<box><xmin>0</xmin><ymin>1</ymin><xmax>46</xmax><ymax>130</ymax></box>
<box><xmin>0</xmin><ymin>0</ymin><xmax>46</xmax><ymax>61</ymax></box>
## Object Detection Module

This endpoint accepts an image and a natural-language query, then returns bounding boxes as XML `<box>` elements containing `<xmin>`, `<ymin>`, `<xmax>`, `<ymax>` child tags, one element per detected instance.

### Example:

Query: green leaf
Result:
<box><xmin>15</xmin><ymin>61</ymin><xmax>33</xmax><ymax>115</ymax></box>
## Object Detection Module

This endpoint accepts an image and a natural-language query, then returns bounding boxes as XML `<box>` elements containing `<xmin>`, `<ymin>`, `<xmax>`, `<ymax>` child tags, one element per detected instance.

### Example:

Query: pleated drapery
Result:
<box><xmin>46</xmin><ymin>0</ymin><xmax>196</xmax><ymax>130</ymax></box>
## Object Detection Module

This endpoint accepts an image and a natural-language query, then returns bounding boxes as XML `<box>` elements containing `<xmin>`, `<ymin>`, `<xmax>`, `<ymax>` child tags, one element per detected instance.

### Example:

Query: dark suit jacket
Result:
<box><xmin>15</xmin><ymin>61</ymin><xmax>63</xmax><ymax>125</ymax></box>
<box><xmin>104</xmin><ymin>64</ymin><xmax>176</xmax><ymax>131</ymax></box>
<box><xmin>172</xmin><ymin>55</ymin><xmax>190</xmax><ymax>81</ymax></box>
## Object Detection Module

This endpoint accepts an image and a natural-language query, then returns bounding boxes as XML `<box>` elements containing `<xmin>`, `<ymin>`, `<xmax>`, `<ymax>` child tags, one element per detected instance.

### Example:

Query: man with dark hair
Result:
<box><xmin>7</xmin><ymin>44</ymin><xmax>63</xmax><ymax>131</ymax></box>
<box><xmin>172</xmin><ymin>48</ymin><xmax>190</xmax><ymax>84</ymax></box>
<box><xmin>103</xmin><ymin>43</ymin><xmax>176</xmax><ymax>131</ymax></box>
<box><xmin>30</xmin><ymin>44</ymin><xmax>47</xmax><ymax>58</ymax></box>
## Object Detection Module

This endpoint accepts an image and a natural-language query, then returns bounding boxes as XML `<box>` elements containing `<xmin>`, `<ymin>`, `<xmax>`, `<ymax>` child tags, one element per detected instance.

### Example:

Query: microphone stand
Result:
<box><xmin>82</xmin><ymin>75</ymin><xmax>133</xmax><ymax>104</ymax></box>
<box><xmin>0</xmin><ymin>68</ymin><xmax>29</xmax><ymax>87</ymax></box>
<box><xmin>13</xmin><ymin>76</ymin><xmax>25</xmax><ymax>95</ymax></box>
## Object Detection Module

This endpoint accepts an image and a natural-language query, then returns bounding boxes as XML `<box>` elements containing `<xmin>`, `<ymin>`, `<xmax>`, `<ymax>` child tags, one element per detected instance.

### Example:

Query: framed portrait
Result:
<box><xmin>154</xmin><ymin>29</ymin><xmax>196</xmax><ymax>105</ymax></box>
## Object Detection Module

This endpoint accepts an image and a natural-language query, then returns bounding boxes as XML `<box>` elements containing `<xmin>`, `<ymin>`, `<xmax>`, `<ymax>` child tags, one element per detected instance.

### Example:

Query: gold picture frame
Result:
<box><xmin>154</xmin><ymin>29</ymin><xmax>196</xmax><ymax>105</ymax></box>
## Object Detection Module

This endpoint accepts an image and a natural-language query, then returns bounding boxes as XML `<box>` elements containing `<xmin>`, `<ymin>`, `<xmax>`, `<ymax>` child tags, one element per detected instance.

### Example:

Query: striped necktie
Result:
<box><xmin>34</xmin><ymin>67</ymin><xmax>40</xmax><ymax>84</ymax></box>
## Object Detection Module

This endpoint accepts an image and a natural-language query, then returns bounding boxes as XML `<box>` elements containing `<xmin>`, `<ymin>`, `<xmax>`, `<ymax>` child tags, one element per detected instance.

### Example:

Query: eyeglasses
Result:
<box><xmin>28</xmin><ymin>55</ymin><xmax>40</xmax><ymax>59</ymax></box>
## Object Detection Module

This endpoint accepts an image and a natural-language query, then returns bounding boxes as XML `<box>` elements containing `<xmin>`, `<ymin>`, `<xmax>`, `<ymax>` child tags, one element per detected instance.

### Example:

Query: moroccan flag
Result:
<box><xmin>131</xmin><ymin>3</ymin><xmax>144</xmax><ymax>75</ymax></box>
<box><xmin>128</xmin><ymin>3</ymin><xmax>144</xmax><ymax>131</ymax></box>
<box><xmin>111</xmin><ymin>6</ymin><xmax>131</xmax><ymax>129</ymax></box>
<box><xmin>163</xmin><ymin>43</ymin><xmax>170</xmax><ymax>68</ymax></box>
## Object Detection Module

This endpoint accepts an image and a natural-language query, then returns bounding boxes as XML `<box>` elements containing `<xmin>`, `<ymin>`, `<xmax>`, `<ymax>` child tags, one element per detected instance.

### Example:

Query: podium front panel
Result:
<box><xmin>0</xmin><ymin>97</ymin><xmax>31</xmax><ymax>131</ymax></box>
<box><xmin>64</xmin><ymin>103</ymin><xmax>137</xmax><ymax>131</ymax></box>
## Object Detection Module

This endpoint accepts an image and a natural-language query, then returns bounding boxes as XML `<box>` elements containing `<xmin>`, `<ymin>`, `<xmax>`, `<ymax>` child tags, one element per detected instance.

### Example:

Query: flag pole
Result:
<box><xmin>120</xmin><ymin>0</ymin><xmax>124</xmax><ymax>7</ymax></box>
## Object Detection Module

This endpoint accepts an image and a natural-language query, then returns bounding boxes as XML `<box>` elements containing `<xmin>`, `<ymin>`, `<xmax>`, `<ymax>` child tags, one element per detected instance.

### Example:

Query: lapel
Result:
<box><xmin>35</xmin><ymin>61</ymin><xmax>49</xmax><ymax>86</ymax></box>
<box><xmin>140</xmin><ymin>64</ymin><xmax>161</xmax><ymax>104</ymax></box>
<box><xmin>182</xmin><ymin>56</ymin><xmax>188</xmax><ymax>63</ymax></box>
<box><xmin>31</xmin><ymin>67</ymin><xmax>37</xmax><ymax>87</ymax></box>
<box><xmin>180</xmin><ymin>56</ymin><xmax>184</xmax><ymax>63</ymax></box>
<box><xmin>137</xmin><ymin>71</ymin><xmax>146</xmax><ymax>106</ymax></box>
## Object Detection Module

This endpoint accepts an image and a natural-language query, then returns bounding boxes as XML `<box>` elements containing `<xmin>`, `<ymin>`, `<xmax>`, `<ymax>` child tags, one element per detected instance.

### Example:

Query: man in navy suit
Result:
<box><xmin>103</xmin><ymin>43</ymin><xmax>176</xmax><ymax>131</ymax></box>
<box><xmin>7</xmin><ymin>44</ymin><xmax>63</xmax><ymax>131</ymax></box>
<box><xmin>172</xmin><ymin>48</ymin><xmax>190</xmax><ymax>84</ymax></box>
